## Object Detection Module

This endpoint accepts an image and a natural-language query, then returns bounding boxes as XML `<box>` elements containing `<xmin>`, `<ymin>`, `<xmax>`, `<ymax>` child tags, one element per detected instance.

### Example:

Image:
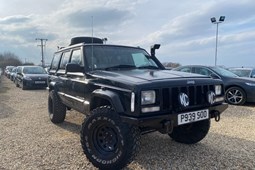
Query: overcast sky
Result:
<box><xmin>0</xmin><ymin>0</ymin><xmax>255</xmax><ymax>67</ymax></box>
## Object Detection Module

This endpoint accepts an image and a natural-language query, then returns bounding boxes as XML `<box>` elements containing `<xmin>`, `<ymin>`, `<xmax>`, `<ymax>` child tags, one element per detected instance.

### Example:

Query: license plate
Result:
<box><xmin>35</xmin><ymin>81</ymin><xmax>45</xmax><ymax>84</ymax></box>
<box><xmin>178</xmin><ymin>109</ymin><xmax>209</xmax><ymax>125</ymax></box>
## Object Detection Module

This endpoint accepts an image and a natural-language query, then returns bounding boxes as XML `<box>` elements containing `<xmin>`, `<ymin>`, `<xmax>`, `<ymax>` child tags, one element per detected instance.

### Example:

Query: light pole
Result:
<box><xmin>211</xmin><ymin>16</ymin><xmax>225</xmax><ymax>66</ymax></box>
<box><xmin>35</xmin><ymin>38</ymin><xmax>48</xmax><ymax>67</ymax></box>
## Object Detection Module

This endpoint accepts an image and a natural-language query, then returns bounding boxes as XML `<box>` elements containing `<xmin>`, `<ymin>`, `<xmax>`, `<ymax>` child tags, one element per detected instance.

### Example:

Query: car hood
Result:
<box><xmin>232</xmin><ymin>76</ymin><xmax>255</xmax><ymax>83</ymax></box>
<box><xmin>90</xmin><ymin>69</ymin><xmax>209</xmax><ymax>84</ymax></box>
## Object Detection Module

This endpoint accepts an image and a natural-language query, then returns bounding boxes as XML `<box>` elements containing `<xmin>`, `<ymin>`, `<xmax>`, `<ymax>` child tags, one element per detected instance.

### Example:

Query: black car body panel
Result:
<box><xmin>47</xmin><ymin>37</ymin><xmax>228</xmax><ymax>169</ymax></box>
<box><xmin>48</xmin><ymin>42</ymin><xmax>227</xmax><ymax>124</ymax></box>
<box><xmin>174</xmin><ymin>65</ymin><xmax>255</xmax><ymax>103</ymax></box>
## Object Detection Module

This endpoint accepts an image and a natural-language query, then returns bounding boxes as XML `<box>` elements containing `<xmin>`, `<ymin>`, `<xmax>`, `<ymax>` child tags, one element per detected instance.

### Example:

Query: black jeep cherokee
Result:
<box><xmin>48</xmin><ymin>37</ymin><xmax>228</xmax><ymax>170</ymax></box>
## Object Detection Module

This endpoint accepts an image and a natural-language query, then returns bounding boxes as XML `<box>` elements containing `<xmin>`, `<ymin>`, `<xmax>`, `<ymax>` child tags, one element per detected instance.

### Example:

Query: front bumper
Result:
<box><xmin>23</xmin><ymin>79</ymin><xmax>48</xmax><ymax>88</ymax></box>
<box><xmin>120</xmin><ymin>103</ymin><xmax>228</xmax><ymax>128</ymax></box>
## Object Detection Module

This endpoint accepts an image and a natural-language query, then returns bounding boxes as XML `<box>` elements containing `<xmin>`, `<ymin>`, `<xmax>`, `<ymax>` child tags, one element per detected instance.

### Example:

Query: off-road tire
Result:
<box><xmin>169</xmin><ymin>119</ymin><xmax>210</xmax><ymax>144</ymax></box>
<box><xmin>80</xmin><ymin>106</ymin><xmax>141</xmax><ymax>170</ymax></box>
<box><xmin>48</xmin><ymin>90</ymin><xmax>66</xmax><ymax>123</ymax></box>
<box><xmin>225</xmin><ymin>86</ymin><xmax>246</xmax><ymax>105</ymax></box>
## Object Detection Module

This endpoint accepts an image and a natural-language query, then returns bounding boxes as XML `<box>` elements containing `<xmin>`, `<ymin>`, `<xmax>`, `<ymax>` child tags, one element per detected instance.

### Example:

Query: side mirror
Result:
<box><xmin>150</xmin><ymin>44</ymin><xmax>160</xmax><ymax>57</ymax></box>
<box><xmin>251</xmin><ymin>74</ymin><xmax>255</xmax><ymax>78</ymax></box>
<box><xmin>65</xmin><ymin>63</ymin><xmax>83</xmax><ymax>73</ymax></box>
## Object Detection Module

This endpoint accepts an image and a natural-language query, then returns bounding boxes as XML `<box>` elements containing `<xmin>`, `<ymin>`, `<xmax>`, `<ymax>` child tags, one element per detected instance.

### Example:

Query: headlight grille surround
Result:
<box><xmin>141</xmin><ymin>90</ymin><xmax>156</xmax><ymax>105</ymax></box>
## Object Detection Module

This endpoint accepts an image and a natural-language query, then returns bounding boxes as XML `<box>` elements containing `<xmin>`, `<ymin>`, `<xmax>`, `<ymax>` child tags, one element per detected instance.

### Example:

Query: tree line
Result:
<box><xmin>0</xmin><ymin>52</ymin><xmax>34</xmax><ymax>69</ymax></box>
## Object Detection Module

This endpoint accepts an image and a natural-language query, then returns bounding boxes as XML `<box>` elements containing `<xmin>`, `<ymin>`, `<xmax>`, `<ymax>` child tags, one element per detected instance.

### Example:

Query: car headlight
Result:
<box><xmin>141</xmin><ymin>90</ymin><xmax>156</xmax><ymax>105</ymax></box>
<box><xmin>215</xmin><ymin>85</ymin><xmax>222</xmax><ymax>95</ymax></box>
<box><xmin>23</xmin><ymin>76</ymin><xmax>32</xmax><ymax>80</ymax></box>
<box><xmin>245</xmin><ymin>82</ymin><xmax>255</xmax><ymax>86</ymax></box>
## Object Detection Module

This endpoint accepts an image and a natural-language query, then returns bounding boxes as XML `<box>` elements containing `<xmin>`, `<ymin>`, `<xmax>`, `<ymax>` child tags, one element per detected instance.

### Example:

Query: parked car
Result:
<box><xmin>15</xmin><ymin>66</ymin><xmax>48</xmax><ymax>90</ymax></box>
<box><xmin>173</xmin><ymin>65</ymin><xmax>255</xmax><ymax>105</ymax></box>
<box><xmin>228</xmin><ymin>67</ymin><xmax>255</xmax><ymax>78</ymax></box>
<box><xmin>10</xmin><ymin>67</ymin><xmax>18</xmax><ymax>81</ymax></box>
<box><xmin>4</xmin><ymin>66</ymin><xmax>15</xmax><ymax>78</ymax></box>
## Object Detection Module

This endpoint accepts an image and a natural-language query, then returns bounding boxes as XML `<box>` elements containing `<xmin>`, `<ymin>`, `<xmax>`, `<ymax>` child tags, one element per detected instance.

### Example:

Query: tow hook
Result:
<box><xmin>214</xmin><ymin>112</ymin><xmax>220</xmax><ymax>122</ymax></box>
<box><xmin>164</xmin><ymin>120</ymin><xmax>173</xmax><ymax>134</ymax></box>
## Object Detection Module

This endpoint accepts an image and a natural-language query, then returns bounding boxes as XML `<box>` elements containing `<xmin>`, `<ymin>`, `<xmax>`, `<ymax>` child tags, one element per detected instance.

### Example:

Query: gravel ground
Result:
<box><xmin>0</xmin><ymin>76</ymin><xmax>255</xmax><ymax>170</ymax></box>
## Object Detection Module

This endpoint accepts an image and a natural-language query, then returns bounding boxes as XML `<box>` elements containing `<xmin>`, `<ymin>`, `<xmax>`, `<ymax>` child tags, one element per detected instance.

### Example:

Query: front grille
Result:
<box><xmin>162</xmin><ymin>85</ymin><xmax>214</xmax><ymax>112</ymax></box>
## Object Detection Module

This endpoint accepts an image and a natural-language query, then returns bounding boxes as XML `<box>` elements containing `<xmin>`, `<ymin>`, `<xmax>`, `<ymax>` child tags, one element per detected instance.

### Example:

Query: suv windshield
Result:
<box><xmin>84</xmin><ymin>46</ymin><xmax>159</xmax><ymax>70</ymax></box>
<box><xmin>211</xmin><ymin>67</ymin><xmax>239</xmax><ymax>78</ymax></box>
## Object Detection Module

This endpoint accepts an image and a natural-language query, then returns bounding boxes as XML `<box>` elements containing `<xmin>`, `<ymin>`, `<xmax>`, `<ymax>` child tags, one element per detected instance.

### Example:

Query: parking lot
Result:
<box><xmin>0</xmin><ymin>75</ymin><xmax>255</xmax><ymax>170</ymax></box>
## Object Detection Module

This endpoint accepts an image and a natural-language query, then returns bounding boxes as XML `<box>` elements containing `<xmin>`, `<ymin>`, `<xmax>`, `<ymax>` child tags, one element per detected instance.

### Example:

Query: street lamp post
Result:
<box><xmin>211</xmin><ymin>16</ymin><xmax>225</xmax><ymax>66</ymax></box>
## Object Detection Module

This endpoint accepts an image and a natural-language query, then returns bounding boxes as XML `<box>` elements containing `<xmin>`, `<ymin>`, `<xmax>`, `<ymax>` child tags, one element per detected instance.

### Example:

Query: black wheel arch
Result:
<box><xmin>225</xmin><ymin>85</ymin><xmax>247</xmax><ymax>97</ymax></box>
<box><xmin>90</xmin><ymin>89</ymin><xmax>125</xmax><ymax>113</ymax></box>
<box><xmin>48</xmin><ymin>81</ymin><xmax>60</xmax><ymax>92</ymax></box>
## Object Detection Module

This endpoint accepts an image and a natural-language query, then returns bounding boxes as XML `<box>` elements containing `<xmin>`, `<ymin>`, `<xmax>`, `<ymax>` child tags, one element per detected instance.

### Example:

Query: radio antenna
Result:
<box><xmin>91</xmin><ymin>16</ymin><xmax>94</xmax><ymax>71</ymax></box>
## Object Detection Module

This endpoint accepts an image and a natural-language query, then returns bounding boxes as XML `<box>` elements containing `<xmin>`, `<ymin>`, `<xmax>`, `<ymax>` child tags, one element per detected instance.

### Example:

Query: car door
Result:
<box><xmin>54</xmin><ymin>50</ymin><xmax>73</xmax><ymax>106</ymax></box>
<box><xmin>65</xmin><ymin>48</ymin><xmax>88</xmax><ymax>113</ymax></box>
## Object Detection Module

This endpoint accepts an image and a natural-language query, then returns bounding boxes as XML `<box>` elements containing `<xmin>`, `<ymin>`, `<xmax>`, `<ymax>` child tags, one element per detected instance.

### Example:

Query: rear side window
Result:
<box><xmin>179</xmin><ymin>67</ymin><xmax>192</xmax><ymax>73</ymax></box>
<box><xmin>51</xmin><ymin>53</ymin><xmax>61</xmax><ymax>69</ymax></box>
<box><xmin>195</xmin><ymin>68</ymin><xmax>210</xmax><ymax>76</ymax></box>
<box><xmin>59</xmin><ymin>51</ymin><xmax>71</xmax><ymax>69</ymax></box>
<box><xmin>70</xmin><ymin>49</ymin><xmax>83</xmax><ymax>66</ymax></box>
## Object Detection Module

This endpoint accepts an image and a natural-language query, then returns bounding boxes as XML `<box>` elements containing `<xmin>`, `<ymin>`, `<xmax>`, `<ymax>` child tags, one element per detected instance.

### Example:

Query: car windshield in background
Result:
<box><xmin>229</xmin><ymin>69</ymin><xmax>251</xmax><ymax>77</ymax></box>
<box><xmin>23</xmin><ymin>67</ymin><xmax>47</xmax><ymax>74</ymax></box>
<box><xmin>211</xmin><ymin>67</ymin><xmax>239</xmax><ymax>78</ymax></box>
<box><xmin>85</xmin><ymin>46</ymin><xmax>159</xmax><ymax>70</ymax></box>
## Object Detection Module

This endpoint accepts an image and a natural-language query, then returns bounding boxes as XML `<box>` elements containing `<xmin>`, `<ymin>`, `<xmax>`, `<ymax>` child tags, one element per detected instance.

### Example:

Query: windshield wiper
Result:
<box><xmin>137</xmin><ymin>65</ymin><xmax>159</xmax><ymax>69</ymax></box>
<box><xmin>105</xmin><ymin>65</ymin><xmax>136</xmax><ymax>70</ymax></box>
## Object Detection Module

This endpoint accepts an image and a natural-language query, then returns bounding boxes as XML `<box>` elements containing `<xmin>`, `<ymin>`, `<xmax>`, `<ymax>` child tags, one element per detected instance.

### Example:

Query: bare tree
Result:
<box><xmin>0</xmin><ymin>52</ymin><xmax>22</xmax><ymax>69</ymax></box>
<box><xmin>162</xmin><ymin>62</ymin><xmax>181</xmax><ymax>69</ymax></box>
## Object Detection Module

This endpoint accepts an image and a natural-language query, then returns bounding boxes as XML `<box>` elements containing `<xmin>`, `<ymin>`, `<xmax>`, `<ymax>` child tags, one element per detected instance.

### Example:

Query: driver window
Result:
<box><xmin>71</xmin><ymin>49</ymin><xmax>83</xmax><ymax>66</ymax></box>
<box><xmin>195</xmin><ymin>68</ymin><xmax>210</xmax><ymax>76</ymax></box>
<box><xmin>59</xmin><ymin>51</ymin><xmax>71</xmax><ymax>69</ymax></box>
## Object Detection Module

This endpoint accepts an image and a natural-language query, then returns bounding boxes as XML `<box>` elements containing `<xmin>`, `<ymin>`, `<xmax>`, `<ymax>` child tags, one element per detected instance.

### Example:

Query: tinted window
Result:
<box><xmin>70</xmin><ymin>49</ymin><xmax>83</xmax><ymax>66</ymax></box>
<box><xmin>51</xmin><ymin>53</ymin><xmax>61</xmax><ymax>69</ymax></box>
<box><xmin>211</xmin><ymin>67</ymin><xmax>238</xmax><ymax>77</ymax></box>
<box><xmin>23</xmin><ymin>67</ymin><xmax>47</xmax><ymax>74</ymax></box>
<box><xmin>179</xmin><ymin>67</ymin><xmax>192</xmax><ymax>73</ymax></box>
<box><xmin>194</xmin><ymin>67</ymin><xmax>211</xmax><ymax>76</ymax></box>
<box><xmin>251</xmin><ymin>69</ymin><xmax>255</xmax><ymax>77</ymax></box>
<box><xmin>59</xmin><ymin>51</ymin><xmax>71</xmax><ymax>69</ymax></box>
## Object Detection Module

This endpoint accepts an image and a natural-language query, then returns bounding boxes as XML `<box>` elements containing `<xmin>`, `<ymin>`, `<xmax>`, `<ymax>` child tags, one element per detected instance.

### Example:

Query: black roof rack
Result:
<box><xmin>70</xmin><ymin>37</ymin><xmax>103</xmax><ymax>46</ymax></box>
